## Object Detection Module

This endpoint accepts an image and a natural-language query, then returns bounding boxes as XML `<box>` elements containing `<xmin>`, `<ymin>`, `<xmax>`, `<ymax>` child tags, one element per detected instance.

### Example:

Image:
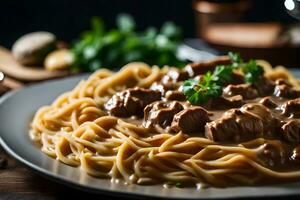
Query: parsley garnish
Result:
<box><xmin>183</xmin><ymin>52</ymin><xmax>264</xmax><ymax>105</ymax></box>
<box><xmin>183</xmin><ymin>72</ymin><xmax>222</xmax><ymax>105</ymax></box>
<box><xmin>229</xmin><ymin>52</ymin><xmax>264</xmax><ymax>83</ymax></box>
<box><xmin>212</xmin><ymin>65</ymin><xmax>234</xmax><ymax>85</ymax></box>
<box><xmin>242</xmin><ymin>59</ymin><xmax>264</xmax><ymax>83</ymax></box>
<box><xmin>228</xmin><ymin>51</ymin><xmax>242</xmax><ymax>67</ymax></box>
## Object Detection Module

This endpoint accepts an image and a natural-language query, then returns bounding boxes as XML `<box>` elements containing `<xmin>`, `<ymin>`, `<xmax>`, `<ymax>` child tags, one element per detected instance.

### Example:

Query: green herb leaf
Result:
<box><xmin>242</xmin><ymin>59</ymin><xmax>264</xmax><ymax>83</ymax></box>
<box><xmin>212</xmin><ymin>65</ymin><xmax>233</xmax><ymax>85</ymax></box>
<box><xmin>116</xmin><ymin>13</ymin><xmax>135</xmax><ymax>32</ymax></box>
<box><xmin>183</xmin><ymin>52</ymin><xmax>264</xmax><ymax>105</ymax></box>
<box><xmin>228</xmin><ymin>51</ymin><xmax>242</xmax><ymax>65</ymax></box>
<box><xmin>71</xmin><ymin>14</ymin><xmax>186</xmax><ymax>72</ymax></box>
<box><xmin>161</xmin><ymin>22</ymin><xmax>182</xmax><ymax>39</ymax></box>
<box><xmin>183</xmin><ymin>76</ymin><xmax>222</xmax><ymax>105</ymax></box>
<box><xmin>228</xmin><ymin>52</ymin><xmax>263</xmax><ymax>83</ymax></box>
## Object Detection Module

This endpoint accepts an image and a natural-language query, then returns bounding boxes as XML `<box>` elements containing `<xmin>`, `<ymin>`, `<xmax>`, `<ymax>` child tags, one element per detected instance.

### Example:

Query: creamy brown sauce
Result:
<box><xmin>103</xmin><ymin>61</ymin><xmax>300</xmax><ymax>174</ymax></box>
<box><xmin>118</xmin><ymin>94</ymin><xmax>300</xmax><ymax>170</ymax></box>
<box><xmin>32</xmin><ymin>59</ymin><xmax>300</xmax><ymax>187</ymax></box>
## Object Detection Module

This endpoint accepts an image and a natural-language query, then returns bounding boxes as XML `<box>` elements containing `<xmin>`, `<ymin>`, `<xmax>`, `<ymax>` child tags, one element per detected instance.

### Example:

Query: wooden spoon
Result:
<box><xmin>0</xmin><ymin>46</ymin><xmax>70</xmax><ymax>81</ymax></box>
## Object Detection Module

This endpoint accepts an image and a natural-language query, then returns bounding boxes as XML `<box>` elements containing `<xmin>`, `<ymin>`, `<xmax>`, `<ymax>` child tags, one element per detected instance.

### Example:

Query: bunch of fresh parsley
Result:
<box><xmin>183</xmin><ymin>52</ymin><xmax>264</xmax><ymax>105</ymax></box>
<box><xmin>71</xmin><ymin>14</ymin><xmax>186</xmax><ymax>72</ymax></box>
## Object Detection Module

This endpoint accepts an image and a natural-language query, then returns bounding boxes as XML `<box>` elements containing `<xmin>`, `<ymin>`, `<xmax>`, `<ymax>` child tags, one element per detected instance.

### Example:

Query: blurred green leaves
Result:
<box><xmin>71</xmin><ymin>14</ymin><xmax>186</xmax><ymax>72</ymax></box>
<box><xmin>116</xmin><ymin>14</ymin><xmax>135</xmax><ymax>32</ymax></box>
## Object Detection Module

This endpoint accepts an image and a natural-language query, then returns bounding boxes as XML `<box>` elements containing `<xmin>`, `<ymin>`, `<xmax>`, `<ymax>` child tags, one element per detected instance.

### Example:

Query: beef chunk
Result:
<box><xmin>259</xmin><ymin>141</ymin><xmax>286</xmax><ymax>166</ymax></box>
<box><xmin>162</xmin><ymin>69</ymin><xmax>189</xmax><ymax>83</ymax></box>
<box><xmin>150</xmin><ymin>81</ymin><xmax>180</xmax><ymax>96</ymax></box>
<box><xmin>275</xmin><ymin>79</ymin><xmax>292</xmax><ymax>86</ymax></box>
<box><xmin>150</xmin><ymin>69</ymin><xmax>187</xmax><ymax>97</ymax></box>
<box><xmin>204</xmin><ymin>95</ymin><xmax>244</xmax><ymax>110</ymax></box>
<box><xmin>241</xmin><ymin>103</ymin><xmax>278</xmax><ymax>135</ymax></box>
<box><xmin>171</xmin><ymin>107</ymin><xmax>210</xmax><ymax>133</ymax></box>
<box><xmin>241</xmin><ymin>104</ymin><xmax>271</xmax><ymax>120</ymax></box>
<box><xmin>150</xmin><ymin>82</ymin><xmax>166</xmax><ymax>95</ymax></box>
<box><xmin>274</xmin><ymin>83</ymin><xmax>300</xmax><ymax>98</ymax></box>
<box><xmin>291</xmin><ymin>145</ymin><xmax>300</xmax><ymax>163</ymax></box>
<box><xmin>281</xmin><ymin>120</ymin><xmax>300</xmax><ymax>144</ymax></box>
<box><xmin>259</xmin><ymin>97</ymin><xmax>278</xmax><ymax>108</ymax></box>
<box><xmin>281</xmin><ymin>98</ymin><xmax>300</xmax><ymax>117</ymax></box>
<box><xmin>150</xmin><ymin>71</ymin><xmax>183</xmax><ymax>96</ymax></box>
<box><xmin>253</xmin><ymin>76</ymin><xmax>275</xmax><ymax>96</ymax></box>
<box><xmin>205</xmin><ymin>109</ymin><xmax>263</xmax><ymax>142</ymax></box>
<box><xmin>223</xmin><ymin>84</ymin><xmax>258</xmax><ymax>99</ymax></box>
<box><xmin>143</xmin><ymin>101</ymin><xmax>183</xmax><ymax>128</ymax></box>
<box><xmin>105</xmin><ymin>88</ymin><xmax>161</xmax><ymax>117</ymax></box>
<box><xmin>184</xmin><ymin>56</ymin><xmax>231</xmax><ymax>77</ymax></box>
<box><xmin>165</xmin><ymin>90</ymin><xmax>186</xmax><ymax>101</ymax></box>
<box><xmin>159</xmin><ymin>69</ymin><xmax>188</xmax><ymax>92</ymax></box>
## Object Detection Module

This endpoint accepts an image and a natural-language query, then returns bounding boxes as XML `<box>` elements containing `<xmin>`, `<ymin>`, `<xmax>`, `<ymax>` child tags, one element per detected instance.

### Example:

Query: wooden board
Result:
<box><xmin>0</xmin><ymin>46</ymin><xmax>69</xmax><ymax>81</ymax></box>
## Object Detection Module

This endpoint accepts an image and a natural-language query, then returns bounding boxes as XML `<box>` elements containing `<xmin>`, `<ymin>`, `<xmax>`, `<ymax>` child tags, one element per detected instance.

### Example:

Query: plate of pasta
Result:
<box><xmin>2</xmin><ymin>53</ymin><xmax>300</xmax><ymax>199</ymax></box>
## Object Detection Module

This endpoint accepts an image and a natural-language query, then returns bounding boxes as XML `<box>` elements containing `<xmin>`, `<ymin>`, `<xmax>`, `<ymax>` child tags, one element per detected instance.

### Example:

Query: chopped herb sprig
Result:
<box><xmin>242</xmin><ymin>59</ymin><xmax>264</xmax><ymax>83</ymax></box>
<box><xmin>183</xmin><ymin>52</ymin><xmax>264</xmax><ymax>105</ymax></box>
<box><xmin>183</xmin><ymin>72</ymin><xmax>222</xmax><ymax>105</ymax></box>
<box><xmin>228</xmin><ymin>52</ymin><xmax>264</xmax><ymax>83</ymax></box>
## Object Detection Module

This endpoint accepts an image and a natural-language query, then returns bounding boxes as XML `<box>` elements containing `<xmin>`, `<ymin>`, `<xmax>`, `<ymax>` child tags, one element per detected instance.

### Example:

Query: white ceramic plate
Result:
<box><xmin>1</xmin><ymin>73</ymin><xmax>300</xmax><ymax>199</ymax></box>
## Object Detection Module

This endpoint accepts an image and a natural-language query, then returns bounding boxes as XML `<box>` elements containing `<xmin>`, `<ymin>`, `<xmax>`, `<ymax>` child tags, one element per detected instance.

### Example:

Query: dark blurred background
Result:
<box><xmin>0</xmin><ymin>0</ymin><xmax>296</xmax><ymax>48</ymax></box>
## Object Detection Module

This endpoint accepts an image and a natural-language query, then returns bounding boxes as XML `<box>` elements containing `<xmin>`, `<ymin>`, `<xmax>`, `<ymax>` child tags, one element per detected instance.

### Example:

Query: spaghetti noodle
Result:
<box><xmin>30</xmin><ymin>59</ymin><xmax>300</xmax><ymax>187</ymax></box>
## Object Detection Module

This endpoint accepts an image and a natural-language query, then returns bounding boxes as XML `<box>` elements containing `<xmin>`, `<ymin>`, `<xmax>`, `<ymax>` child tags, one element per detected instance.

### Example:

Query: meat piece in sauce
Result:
<box><xmin>150</xmin><ymin>82</ymin><xmax>185</xmax><ymax>101</ymax></box>
<box><xmin>253</xmin><ymin>76</ymin><xmax>275</xmax><ymax>96</ymax></box>
<box><xmin>241</xmin><ymin>103</ymin><xmax>279</xmax><ymax>136</ymax></box>
<box><xmin>281</xmin><ymin>120</ymin><xmax>300</xmax><ymax>144</ymax></box>
<box><xmin>205</xmin><ymin>109</ymin><xmax>264</xmax><ymax>142</ymax></box>
<box><xmin>259</xmin><ymin>141</ymin><xmax>286</xmax><ymax>166</ymax></box>
<box><xmin>105</xmin><ymin>88</ymin><xmax>161</xmax><ymax>117</ymax></box>
<box><xmin>171</xmin><ymin>107</ymin><xmax>210</xmax><ymax>133</ymax></box>
<box><xmin>273</xmin><ymin>80</ymin><xmax>300</xmax><ymax>98</ymax></box>
<box><xmin>223</xmin><ymin>84</ymin><xmax>258</xmax><ymax>99</ymax></box>
<box><xmin>281</xmin><ymin>98</ymin><xmax>300</xmax><ymax>117</ymax></box>
<box><xmin>204</xmin><ymin>95</ymin><xmax>244</xmax><ymax>110</ymax></box>
<box><xmin>165</xmin><ymin>90</ymin><xmax>186</xmax><ymax>101</ymax></box>
<box><xmin>150</xmin><ymin>69</ymin><xmax>186</xmax><ymax>95</ymax></box>
<box><xmin>184</xmin><ymin>56</ymin><xmax>231</xmax><ymax>77</ymax></box>
<box><xmin>259</xmin><ymin>97</ymin><xmax>278</xmax><ymax>108</ymax></box>
<box><xmin>143</xmin><ymin>101</ymin><xmax>183</xmax><ymax>128</ymax></box>
<box><xmin>291</xmin><ymin>145</ymin><xmax>300</xmax><ymax>163</ymax></box>
<box><xmin>162</xmin><ymin>69</ymin><xmax>189</xmax><ymax>83</ymax></box>
<box><xmin>149</xmin><ymin>82</ymin><xmax>166</xmax><ymax>95</ymax></box>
